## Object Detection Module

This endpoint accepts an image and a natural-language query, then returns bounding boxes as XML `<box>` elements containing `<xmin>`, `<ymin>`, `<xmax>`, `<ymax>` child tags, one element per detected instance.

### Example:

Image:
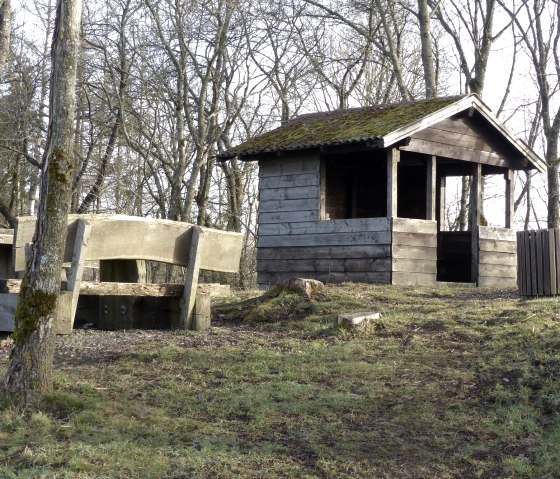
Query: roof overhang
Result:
<box><xmin>381</xmin><ymin>94</ymin><xmax>546</xmax><ymax>173</ymax></box>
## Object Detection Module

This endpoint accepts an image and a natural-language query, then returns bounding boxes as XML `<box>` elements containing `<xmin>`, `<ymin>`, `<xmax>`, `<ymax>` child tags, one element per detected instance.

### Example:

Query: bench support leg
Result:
<box><xmin>57</xmin><ymin>219</ymin><xmax>91</xmax><ymax>334</ymax></box>
<box><xmin>180</xmin><ymin>226</ymin><xmax>204</xmax><ymax>330</ymax></box>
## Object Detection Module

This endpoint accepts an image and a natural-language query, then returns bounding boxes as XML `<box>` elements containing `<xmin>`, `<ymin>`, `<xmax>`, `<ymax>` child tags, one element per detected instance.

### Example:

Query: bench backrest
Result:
<box><xmin>14</xmin><ymin>215</ymin><xmax>243</xmax><ymax>273</ymax></box>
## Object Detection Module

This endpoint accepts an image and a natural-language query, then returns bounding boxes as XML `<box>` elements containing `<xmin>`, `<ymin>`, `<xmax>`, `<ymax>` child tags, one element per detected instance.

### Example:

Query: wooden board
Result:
<box><xmin>478</xmin><ymin>276</ymin><xmax>517</xmax><ymax>288</ymax></box>
<box><xmin>257</xmin><ymin>245</ymin><xmax>391</xmax><ymax>260</ymax></box>
<box><xmin>258</xmin><ymin>218</ymin><xmax>390</xmax><ymax>236</ymax></box>
<box><xmin>478</xmin><ymin>239</ymin><xmax>517</xmax><ymax>254</ymax></box>
<box><xmin>392</xmin><ymin>232</ymin><xmax>437</xmax><ymax>248</ymax></box>
<box><xmin>14</xmin><ymin>215</ymin><xmax>243</xmax><ymax>274</ymax></box>
<box><xmin>478</xmin><ymin>226</ymin><xmax>516</xmax><ymax>241</ymax></box>
<box><xmin>392</xmin><ymin>258</ymin><xmax>437</xmax><ymax>274</ymax></box>
<box><xmin>478</xmin><ymin>264</ymin><xmax>517</xmax><ymax>278</ymax></box>
<box><xmin>0</xmin><ymin>232</ymin><xmax>13</xmax><ymax>244</ymax></box>
<box><xmin>392</xmin><ymin>218</ymin><xmax>437</xmax><ymax>235</ymax></box>
<box><xmin>258</xmin><ymin>230</ymin><xmax>391</xmax><ymax>248</ymax></box>
<box><xmin>259</xmin><ymin>173</ymin><xmax>319</xmax><ymax>190</ymax></box>
<box><xmin>259</xmin><ymin>210</ymin><xmax>319</xmax><ymax>224</ymax></box>
<box><xmin>259</xmin><ymin>157</ymin><xmax>320</xmax><ymax>178</ymax></box>
<box><xmin>391</xmin><ymin>244</ymin><xmax>437</xmax><ymax>260</ymax></box>
<box><xmin>401</xmin><ymin>138</ymin><xmax>512</xmax><ymax>168</ymax></box>
<box><xmin>478</xmin><ymin>251</ymin><xmax>517</xmax><ymax>266</ymax></box>
<box><xmin>257</xmin><ymin>257</ymin><xmax>391</xmax><ymax>273</ymax></box>
<box><xmin>259</xmin><ymin>197</ymin><xmax>320</xmax><ymax>213</ymax></box>
<box><xmin>391</xmin><ymin>271</ymin><xmax>437</xmax><ymax>286</ymax></box>
<box><xmin>259</xmin><ymin>186</ymin><xmax>320</xmax><ymax>201</ymax></box>
<box><xmin>257</xmin><ymin>271</ymin><xmax>391</xmax><ymax>285</ymax></box>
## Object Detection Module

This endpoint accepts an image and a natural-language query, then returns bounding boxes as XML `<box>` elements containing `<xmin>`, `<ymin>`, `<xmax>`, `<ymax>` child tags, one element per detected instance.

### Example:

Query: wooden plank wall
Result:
<box><xmin>391</xmin><ymin>218</ymin><xmax>437</xmax><ymax>285</ymax></box>
<box><xmin>478</xmin><ymin>226</ymin><xmax>517</xmax><ymax>288</ymax></box>
<box><xmin>517</xmin><ymin>229</ymin><xmax>560</xmax><ymax>296</ymax></box>
<box><xmin>256</xmin><ymin>156</ymin><xmax>392</xmax><ymax>285</ymax></box>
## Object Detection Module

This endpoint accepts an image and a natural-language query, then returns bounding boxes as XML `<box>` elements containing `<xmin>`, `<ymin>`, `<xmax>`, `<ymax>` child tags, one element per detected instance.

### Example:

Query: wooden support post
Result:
<box><xmin>505</xmin><ymin>169</ymin><xmax>514</xmax><ymax>229</ymax></box>
<box><xmin>471</xmin><ymin>163</ymin><xmax>482</xmax><ymax>284</ymax></box>
<box><xmin>192</xmin><ymin>292</ymin><xmax>211</xmax><ymax>331</ymax></box>
<box><xmin>387</xmin><ymin>148</ymin><xmax>399</xmax><ymax>218</ymax></box>
<box><xmin>57</xmin><ymin>219</ymin><xmax>92</xmax><ymax>334</ymax></box>
<box><xmin>320</xmin><ymin>159</ymin><xmax>326</xmax><ymax>220</ymax></box>
<box><xmin>438</xmin><ymin>175</ymin><xmax>446</xmax><ymax>231</ymax></box>
<box><xmin>180</xmin><ymin>226</ymin><xmax>204</xmax><ymax>330</ymax></box>
<box><xmin>426</xmin><ymin>156</ymin><xmax>436</xmax><ymax>221</ymax></box>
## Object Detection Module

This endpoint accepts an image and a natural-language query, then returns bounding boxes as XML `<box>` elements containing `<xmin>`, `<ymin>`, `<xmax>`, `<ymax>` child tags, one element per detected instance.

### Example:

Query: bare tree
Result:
<box><xmin>499</xmin><ymin>0</ymin><xmax>560</xmax><ymax>228</ymax></box>
<box><xmin>3</xmin><ymin>0</ymin><xmax>83</xmax><ymax>408</ymax></box>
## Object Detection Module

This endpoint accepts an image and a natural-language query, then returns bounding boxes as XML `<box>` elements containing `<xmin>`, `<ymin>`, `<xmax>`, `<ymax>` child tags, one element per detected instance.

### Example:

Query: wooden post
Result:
<box><xmin>180</xmin><ymin>226</ymin><xmax>204</xmax><ymax>330</ymax></box>
<box><xmin>437</xmin><ymin>175</ymin><xmax>446</xmax><ymax>231</ymax></box>
<box><xmin>471</xmin><ymin>163</ymin><xmax>482</xmax><ymax>283</ymax></box>
<box><xmin>58</xmin><ymin>218</ymin><xmax>91</xmax><ymax>334</ymax></box>
<box><xmin>387</xmin><ymin>148</ymin><xmax>399</xmax><ymax>218</ymax></box>
<box><xmin>192</xmin><ymin>292</ymin><xmax>211</xmax><ymax>331</ymax></box>
<box><xmin>505</xmin><ymin>169</ymin><xmax>514</xmax><ymax>228</ymax></box>
<box><xmin>320</xmin><ymin>159</ymin><xmax>326</xmax><ymax>220</ymax></box>
<box><xmin>426</xmin><ymin>155</ymin><xmax>436</xmax><ymax>221</ymax></box>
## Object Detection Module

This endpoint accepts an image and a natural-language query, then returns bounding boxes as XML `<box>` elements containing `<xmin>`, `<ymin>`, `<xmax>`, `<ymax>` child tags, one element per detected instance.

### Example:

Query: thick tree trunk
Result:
<box><xmin>3</xmin><ymin>0</ymin><xmax>83</xmax><ymax>409</ymax></box>
<box><xmin>0</xmin><ymin>0</ymin><xmax>11</xmax><ymax>74</ymax></box>
<box><xmin>417</xmin><ymin>0</ymin><xmax>436</xmax><ymax>98</ymax></box>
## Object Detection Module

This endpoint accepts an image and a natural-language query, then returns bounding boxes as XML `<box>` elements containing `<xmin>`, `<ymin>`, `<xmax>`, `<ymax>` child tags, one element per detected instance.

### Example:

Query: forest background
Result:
<box><xmin>1</xmin><ymin>0</ymin><xmax>559</xmax><ymax>287</ymax></box>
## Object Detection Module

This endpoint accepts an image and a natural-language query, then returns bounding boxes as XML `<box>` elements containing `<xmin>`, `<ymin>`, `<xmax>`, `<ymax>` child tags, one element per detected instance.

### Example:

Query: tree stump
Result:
<box><xmin>272</xmin><ymin>278</ymin><xmax>325</xmax><ymax>298</ymax></box>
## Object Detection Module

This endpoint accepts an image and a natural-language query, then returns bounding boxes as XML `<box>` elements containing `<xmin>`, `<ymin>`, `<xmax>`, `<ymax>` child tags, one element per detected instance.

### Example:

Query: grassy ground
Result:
<box><xmin>1</xmin><ymin>284</ymin><xmax>560</xmax><ymax>478</ymax></box>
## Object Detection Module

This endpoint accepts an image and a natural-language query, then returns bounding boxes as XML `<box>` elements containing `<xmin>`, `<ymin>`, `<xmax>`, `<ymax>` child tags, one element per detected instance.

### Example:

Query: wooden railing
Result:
<box><xmin>517</xmin><ymin>229</ymin><xmax>560</xmax><ymax>296</ymax></box>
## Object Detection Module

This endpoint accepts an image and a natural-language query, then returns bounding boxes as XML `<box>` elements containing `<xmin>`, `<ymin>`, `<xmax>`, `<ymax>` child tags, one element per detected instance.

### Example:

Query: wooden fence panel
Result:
<box><xmin>517</xmin><ymin>229</ymin><xmax>560</xmax><ymax>296</ymax></box>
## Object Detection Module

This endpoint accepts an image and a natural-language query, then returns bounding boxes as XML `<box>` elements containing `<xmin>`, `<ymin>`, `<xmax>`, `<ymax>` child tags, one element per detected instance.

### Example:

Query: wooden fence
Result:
<box><xmin>517</xmin><ymin>229</ymin><xmax>560</xmax><ymax>296</ymax></box>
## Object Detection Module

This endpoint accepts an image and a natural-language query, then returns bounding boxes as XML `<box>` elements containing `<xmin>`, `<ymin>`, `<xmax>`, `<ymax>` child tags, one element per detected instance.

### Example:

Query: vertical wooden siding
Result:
<box><xmin>257</xmin><ymin>156</ymin><xmax>392</xmax><ymax>285</ymax></box>
<box><xmin>478</xmin><ymin>226</ymin><xmax>517</xmax><ymax>287</ymax></box>
<box><xmin>391</xmin><ymin>218</ymin><xmax>437</xmax><ymax>285</ymax></box>
<box><xmin>517</xmin><ymin>229</ymin><xmax>560</xmax><ymax>296</ymax></box>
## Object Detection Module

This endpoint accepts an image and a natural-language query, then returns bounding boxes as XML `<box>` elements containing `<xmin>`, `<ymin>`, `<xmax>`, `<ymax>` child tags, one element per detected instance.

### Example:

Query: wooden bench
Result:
<box><xmin>0</xmin><ymin>215</ymin><xmax>243</xmax><ymax>334</ymax></box>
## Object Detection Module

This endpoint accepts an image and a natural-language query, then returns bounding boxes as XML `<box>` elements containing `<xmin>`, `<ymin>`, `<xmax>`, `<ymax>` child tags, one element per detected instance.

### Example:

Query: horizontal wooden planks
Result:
<box><xmin>401</xmin><ymin>138</ymin><xmax>511</xmax><ymax>168</ymax></box>
<box><xmin>259</xmin><ymin>157</ymin><xmax>320</xmax><ymax>178</ymax></box>
<box><xmin>259</xmin><ymin>186</ymin><xmax>320</xmax><ymax>201</ymax></box>
<box><xmin>258</xmin><ymin>158</ymin><xmax>321</xmax><ymax>231</ymax></box>
<box><xmin>258</xmin><ymin>218</ymin><xmax>390</xmax><ymax>236</ymax></box>
<box><xmin>257</xmin><ymin>271</ymin><xmax>391</xmax><ymax>285</ymax></box>
<box><xmin>479</xmin><ymin>226</ymin><xmax>516</xmax><ymax>242</ymax></box>
<box><xmin>391</xmin><ymin>218</ymin><xmax>437</xmax><ymax>285</ymax></box>
<box><xmin>257</xmin><ymin>245</ymin><xmax>390</xmax><ymax>260</ymax></box>
<box><xmin>477</xmin><ymin>227</ymin><xmax>517</xmax><ymax>288</ymax></box>
<box><xmin>259</xmin><ymin>197</ymin><xmax>319</xmax><ymax>213</ymax></box>
<box><xmin>391</xmin><ymin>272</ymin><xmax>436</xmax><ymax>286</ymax></box>
<box><xmin>259</xmin><ymin>173</ymin><xmax>319</xmax><ymax>190</ymax></box>
<box><xmin>257</xmin><ymin>258</ymin><xmax>391</xmax><ymax>273</ymax></box>
<box><xmin>258</xmin><ymin>230</ymin><xmax>391</xmax><ymax>248</ymax></box>
<box><xmin>257</xmin><ymin>203</ymin><xmax>392</xmax><ymax>282</ymax></box>
<box><xmin>259</xmin><ymin>210</ymin><xmax>319</xmax><ymax>224</ymax></box>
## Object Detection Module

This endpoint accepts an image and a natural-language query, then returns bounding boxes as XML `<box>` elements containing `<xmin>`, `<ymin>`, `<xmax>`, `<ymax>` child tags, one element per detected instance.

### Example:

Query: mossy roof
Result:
<box><xmin>220</xmin><ymin>95</ymin><xmax>465</xmax><ymax>159</ymax></box>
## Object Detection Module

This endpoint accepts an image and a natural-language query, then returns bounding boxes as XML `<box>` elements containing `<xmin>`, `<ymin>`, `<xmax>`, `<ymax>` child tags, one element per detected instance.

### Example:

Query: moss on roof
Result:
<box><xmin>222</xmin><ymin>95</ymin><xmax>464</xmax><ymax>158</ymax></box>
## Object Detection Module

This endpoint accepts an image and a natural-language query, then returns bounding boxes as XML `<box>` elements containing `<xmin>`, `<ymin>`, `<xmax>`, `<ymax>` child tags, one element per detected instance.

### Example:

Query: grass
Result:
<box><xmin>1</xmin><ymin>283</ymin><xmax>560</xmax><ymax>478</ymax></box>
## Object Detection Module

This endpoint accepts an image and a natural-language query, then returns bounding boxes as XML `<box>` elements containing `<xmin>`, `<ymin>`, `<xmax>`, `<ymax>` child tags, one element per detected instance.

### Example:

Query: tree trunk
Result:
<box><xmin>0</xmin><ymin>0</ymin><xmax>11</xmax><ymax>74</ymax></box>
<box><xmin>417</xmin><ymin>0</ymin><xmax>436</xmax><ymax>98</ymax></box>
<box><xmin>3</xmin><ymin>0</ymin><xmax>83</xmax><ymax>409</ymax></box>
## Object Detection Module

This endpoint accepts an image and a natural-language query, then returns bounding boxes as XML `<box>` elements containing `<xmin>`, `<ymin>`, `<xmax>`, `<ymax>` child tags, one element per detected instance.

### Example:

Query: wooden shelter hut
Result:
<box><xmin>219</xmin><ymin>94</ymin><xmax>545</xmax><ymax>287</ymax></box>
